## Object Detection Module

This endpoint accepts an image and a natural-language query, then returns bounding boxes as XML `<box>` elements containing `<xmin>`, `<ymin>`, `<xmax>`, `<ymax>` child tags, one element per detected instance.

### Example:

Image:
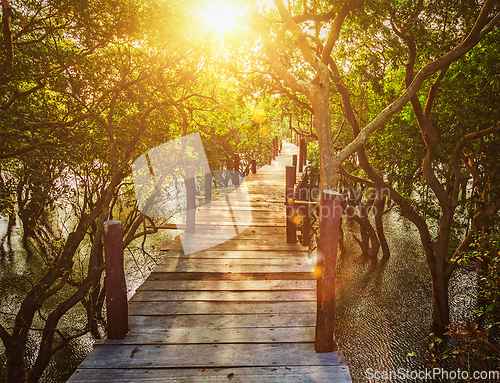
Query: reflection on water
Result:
<box><xmin>335</xmin><ymin>212</ymin><xmax>477</xmax><ymax>382</ymax></box>
<box><xmin>0</xmin><ymin>215</ymin><xmax>172</xmax><ymax>382</ymax></box>
<box><xmin>1</xmin><ymin>210</ymin><xmax>481</xmax><ymax>383</ymax></box>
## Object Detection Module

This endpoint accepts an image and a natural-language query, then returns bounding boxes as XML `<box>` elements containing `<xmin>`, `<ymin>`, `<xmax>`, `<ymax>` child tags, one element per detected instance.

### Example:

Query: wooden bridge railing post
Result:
<box><xmin>233</xmin><ymin>153</ymin><xmax>240</xmax><ymax>186</ymax></box>
<box><xmin>251</xmin><ymin>159</ymin><xmax>257</xmax><ymax>174</ymax></box>
<box><xmin>299</xmin><ymin>170</ymin><xmax>310</xmax><ymax>247</ymax></box>
<box><xmin>104</xmin><ymin>220</ymin><xmax>128</xmax><ymax>340</ymax></box>
<box><xmin>315</xmin><ymin>190</ymin><xmax>342</xmax><ymax>353</ymax></box>
<box><xmin>205</xmin><ymin>162</ymin><xmax>212</xmax><ymax>202</ymax></box>
<box><xmin>303</xmin><ymin>139</ymin><xmax>307</xmax><ymax>166</ymax></box>
<box><xmin>185</xmin><ymin>166</ymin><xmax>196</xmax><ymax>233</ymax></box>
<box><xmin>268</xmin><ymin>153</ymin><xmax>272</xmax><ymax>165</ymax></box>
<box><xmin>272</xmin><ymin>138</ymin><xmax>277</xmax><ymax>160</ymax></box>
<box><xmin>292</xmin><ymin>154</ymin><xmax>297</xmax><ymax>170</ymax></box>
<box><xmin>299</xmin><ymin>138</ymin><xmax>304</xmax><ymax>173</ymax></box>
<box><xmin>286</xmin><ymin>166</ymin><xmax>297</xmax><ymax>243</ymax></box>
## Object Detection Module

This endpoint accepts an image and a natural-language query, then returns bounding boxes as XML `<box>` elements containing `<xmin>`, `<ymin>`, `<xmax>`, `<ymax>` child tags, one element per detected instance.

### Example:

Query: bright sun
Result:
<box><xmin>203</xmin><ymin>3</ymin><xmax>245</xmax><ymax>33</ymax></box>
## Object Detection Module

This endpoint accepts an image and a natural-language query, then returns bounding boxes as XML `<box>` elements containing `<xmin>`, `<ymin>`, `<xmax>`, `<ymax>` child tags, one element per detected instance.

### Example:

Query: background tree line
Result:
<box><xmin>0</xmin><ymin>0</ymin><xmax>280</xmax><ymax>381</ymax></box>
<box><xmin>1</xmin><ymin>0</ymin><xmax>500</xmax><ymax>381</ymax></box>
<box><xmin>246</xmin><ymin>0</ymin><xmax>500</xmax><ymax>371</ymax></box>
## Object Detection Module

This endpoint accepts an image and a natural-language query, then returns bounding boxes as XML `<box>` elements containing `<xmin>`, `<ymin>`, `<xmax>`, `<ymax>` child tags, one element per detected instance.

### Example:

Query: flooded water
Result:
<box><xmin>0</xmin><ymin>215</ymin><xmax>173</xmax><ymax>382</ymax></box>
<box><xmin>334</xmin><ymin>212</ymin><xmax>479</xmax><ymax>382</ymax></box>
<box><xmin>0</xmin><ymin>210</ymin><xmax>484</xmax><ymax>382</ymax></box>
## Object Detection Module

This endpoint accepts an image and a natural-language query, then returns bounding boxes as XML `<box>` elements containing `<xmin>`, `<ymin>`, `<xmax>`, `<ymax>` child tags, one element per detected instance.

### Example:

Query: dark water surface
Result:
<box><xmin>0</xmin><ymin>216</ymin><xmax>171</xmax><ymax>382</ymax></box>
<box><xmin>335</xmin><ymin>214</ymin><xmax>479</xmax><ymax>382</ymax></box>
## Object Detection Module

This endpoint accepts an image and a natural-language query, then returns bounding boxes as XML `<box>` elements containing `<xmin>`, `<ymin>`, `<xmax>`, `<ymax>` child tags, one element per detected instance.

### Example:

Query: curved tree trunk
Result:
<box><xmin>351</xmin><ymin>213</ymin><xmax>380</xmax><ymax>261</ymax></box>
<box><xmin>338</xmin><ymin>222</ymin><xmax>346</xmax><ymax>260</ymax></box>
<box><xmin>374</xmin><ymin>195</ymin><xmax>390</xmax><ymax>261</ymax></box>
<box><xmin>428</xmin><ymin>258</ymin><xmax>452</xmax><ymax>336</ymax></box>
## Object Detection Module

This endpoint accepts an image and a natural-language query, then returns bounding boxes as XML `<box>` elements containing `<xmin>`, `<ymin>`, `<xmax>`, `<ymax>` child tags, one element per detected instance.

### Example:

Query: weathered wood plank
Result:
<box><xmin>128</xmin><ymin>313</ymin><xmax>316</xmax><ymax>329</ymax></box>
<box><xmin>128</xmin><ymin>301</ymin><xmax>316</xmax><ymax>315</ymax></box>
<box><xmin>156</xmin><ymin>258</ymin><xmax>313</xmax><ymax>267</ymax></box>
<box><xmin>197</xmin><ymin>205</ymin><xmax>284</xmax><ymax>212</ymax></box>
<box><xmin>152</xmin><ymin>264</ymin><xmax>313</xmax><ymax>273</ymax></box>
<box><xmin>157</xmin><ymin>226</ymin><xmax>288</xmax><ymax>235</ymax></box>
<box><xmin>97</xmin><ymin>327</ymin><xmax>315</xmax><ymax>345</ymax></box>
<box><xmin>160</xmin><ymin>250</ymin><xmax>308</xmax><ymax>259</ymax></box>
<box><xmin>194</xmin><ymin>209</ymin><xmax>284</xmax><ymax>217</ymax></box>
<box><xmin>147</xmin><ymin>272</ymin><xmax>316</xmax><ymax>281</ymax></box>
<box><xmin>77</xmin><ymin>343</ymin><xmax>346</xmax><ymax>369</ymax></box>
<box><xmin>161</xmin><ymin>242</ymin><xmax>306</xmax><ymax>252</ymax></box>
<box><xmin>130</xmin><ymin>290</ymin><xmax>316</xmax><ymax>302</ymax></box>
<box><xmin>197</xmin><ymin>206</ymin><xmax>281</xmax><ymax>211</ymax></box>
<box><xmin>137</xmin><ymin>280</ymin><xmax>316</xmax><ymax>291</ymax></box>
<box><xmin>173</xmin><ymin>237</ymin><xmax>294</xmax><ymax>248</ymax></box>
<box><xmin>68</xmin><ymin>365</ymin><xmax>351</xmax><ymax>383</ymax></box>
<box><xmin>158</xmin><ymin>222</ymin><xmax>286</xmax><ymax>233</ymax></box>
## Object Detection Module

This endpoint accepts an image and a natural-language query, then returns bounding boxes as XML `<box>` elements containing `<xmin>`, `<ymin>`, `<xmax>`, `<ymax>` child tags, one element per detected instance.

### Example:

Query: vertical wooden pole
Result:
<box><xmin>286</xmin><ymin>166</ymin><xmax>296</xmax><ymax>244</ymax></box>
<box><xmin>272</xmin><ymin>138</ymin><xmax>277</xmax><ymax>160</ymax></box>
<box><xmin>299</xmin><ymin>171</ymin><xmax>310</xmax><ymax>247</ymax></box>
<box><xmin>104</xmin><ymin>220</ymin><xmax>128</xmax><ymax>340</ymax></box>
<box><xmin>303</xmin><ymin>140</ymin><xmax>308</xmax><ymax>166</ymax></box>
<box><xmin>268</xmin><ymin>154</ymin><xmax>272</xmax><ymax>165</ymax></box>
<box><xmin>280</xmin><ymin>141</ymin><xmax>283</xmax><ymax>152</ymax></box>
<box><xmin>233</xmin><ymin>153</ymin><xmax>240</xmax><ymax>186</ymax></box>
<box><xmin>292</xmin><ymin>154</ymin><xmax>297</xmax><ymax>169</ymax></box>
<box><xmin>251</xmin><ymin>159</ymin><xmax>257</xmax><ymax>174</ymax></box>
<box><xmin>205</xmin><ymin>162</ymin><xmax>212</xmax><ymax>203</ymax></box>
<box><xmin>185</xmin><ymin>166</ymin><xmax>196</xmax><ymax>233</ymax></box>
<box><xmin>315</xmin><ymin>190</ymin><xmax>342</xmax><ymax>352</ymax></box>
<box><xmin>299</xmin><ymin>138</ymin><xmax>304</xmax><ymax>173</ymax></box>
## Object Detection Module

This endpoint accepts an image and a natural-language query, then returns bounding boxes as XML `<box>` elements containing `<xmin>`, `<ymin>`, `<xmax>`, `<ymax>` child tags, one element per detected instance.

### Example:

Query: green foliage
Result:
<box><xmin>427</xmin><ymin>232</ymin><xmax>500</xmax><ymax>372</ymax></box>
<box><xmin>426</xmin><ymin>321</ymin><xmax>499</xmax><ymax>372</ymax></box>
<box><xmin>452</xmin><ymin>233</ymin><xmax>500</xmax><ymax>324</ymax></box>
<box><xmin>0</xmin><ymin>0</ymin><xmax>286</xmax><ymax>381</ymax></box>
<box><xmin>306</xmin><ymin>141</ymin><xmax>320</xmax><ymax>178</ymax></box>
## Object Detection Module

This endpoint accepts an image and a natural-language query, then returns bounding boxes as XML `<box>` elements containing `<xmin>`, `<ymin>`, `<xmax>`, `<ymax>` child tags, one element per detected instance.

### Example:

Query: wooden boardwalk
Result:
<box><xmin>68</xmin><ymin>142</ymin><xmax>352</xmax><ymax>382</ymax></box>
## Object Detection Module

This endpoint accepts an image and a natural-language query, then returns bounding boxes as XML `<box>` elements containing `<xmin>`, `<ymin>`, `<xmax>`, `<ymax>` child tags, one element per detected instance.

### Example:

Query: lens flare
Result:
<box><xmin>203</xmin><ymin>3</ymin><xmax>244</xmax><ymax>33</ymax></box>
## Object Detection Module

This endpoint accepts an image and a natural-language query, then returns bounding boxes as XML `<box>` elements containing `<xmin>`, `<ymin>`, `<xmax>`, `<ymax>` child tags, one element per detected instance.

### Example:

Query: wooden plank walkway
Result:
<box><xmin>68</xmin><ymin>142</ymin><xmax>352</xmax><ymax>383</ymax></box>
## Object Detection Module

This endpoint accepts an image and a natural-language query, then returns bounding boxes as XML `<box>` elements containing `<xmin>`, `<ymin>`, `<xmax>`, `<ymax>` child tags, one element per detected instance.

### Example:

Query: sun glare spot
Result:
<box><xmin>203</xmin><ymin>3</ymin><xmax>245</xmax><ymax>33</ymax></box>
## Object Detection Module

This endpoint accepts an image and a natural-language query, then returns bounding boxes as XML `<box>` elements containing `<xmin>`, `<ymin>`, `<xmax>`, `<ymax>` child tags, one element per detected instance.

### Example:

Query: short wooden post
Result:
<box><xmin>205</xmin><ymin>162</ymin><xmax>212</xmax><ymax>202</ymax></box>
<box><xmin>299</xmin><ymin>138</ymin><xmax>304</xmax><ymax>173</ymax></box>
<box><xmin>286</xmin><ymin>166</ymin><xmax>296</xmax><ymax>244</ymax></box>
<box><xmin>292</xmin><ymin>154</ymin><xmax>297</xmax><ymax>169</ymax></box>
<box><xmin>185</xmin><ymin>166</ymin><xmax>196</xmax><ymax>233</ymax></box>
<box><xmin>233</xmin><ymin>153</ymin><xmax>240</xmax><ymax>186</ymax></box>
<box><xmin>268</xmin><ymin>153</ymin><xmax>272</xmax><ymax>165</ymax></box>
<box><xmin>251</xmin><ymin>159</ymin><xmax>257</xmax><ymax>174</ymax></box>
<box><xmin>299</xmin><ymin>172</ymin><xmax>310</xmax><ymax>247</ymax></box>
<box><xmin>315</xmin><ymin>190</ymin><xmax>342</xmax><ymax>352</ymax></box>
<box><xmin>280</xmin><ymin>141</ymin><xmax>283</xmax><ymax>152</ymax></box>
<box><xmin>303</xmin><ymin>140</ymin><xmax>308</xmax><ymax>166</ymax></box>
<box><xmin>272</xmin><ymin>138</ymin><xmax>277</xmax><ymax>160</ymax></box>
<box><xmin>275</xmin><ymin>136</ymin><xmax>279</xmax><ymax>157</ymax></box>
<box><xmin>104</xmin><ymin>220</ymin><xmax>128</xmax><ymax>340</ymax></box>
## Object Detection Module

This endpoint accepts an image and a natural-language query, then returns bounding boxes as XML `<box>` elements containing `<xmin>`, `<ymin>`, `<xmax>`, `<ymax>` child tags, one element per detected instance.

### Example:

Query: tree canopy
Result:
<box><xmin>1</xmin><ymin>0</ymin><xmax>500</xmax><ymax>380</ymax></box>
